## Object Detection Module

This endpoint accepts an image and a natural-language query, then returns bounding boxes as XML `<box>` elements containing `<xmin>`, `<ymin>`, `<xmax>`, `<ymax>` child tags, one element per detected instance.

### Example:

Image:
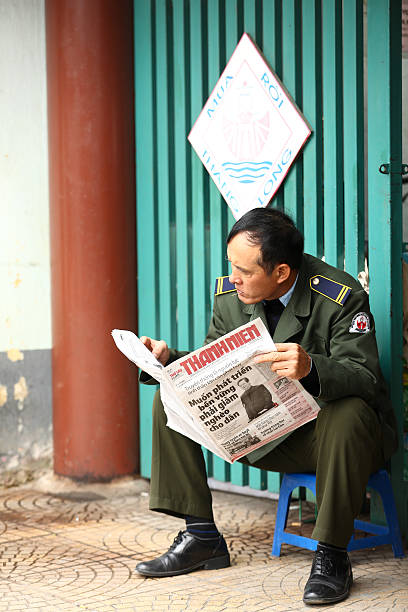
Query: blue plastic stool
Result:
<box><xmin>271</xmin><ymin>469</ymin><xmax>404</xmax><ymax>558</ymax></box>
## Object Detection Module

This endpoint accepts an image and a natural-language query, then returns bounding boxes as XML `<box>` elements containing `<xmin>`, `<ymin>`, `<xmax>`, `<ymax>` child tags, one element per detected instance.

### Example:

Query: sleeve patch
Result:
<box><xmin>310</xmin><ymin>275</ymin><xmax>352</xmax><ymax>306</ymax></box>
<box><xmin>214</xmin><ymin>276</ymin><xmax>236</xmax><ymax>296</ymax></box>
<box><xmin>349</xmin><ymin>312</ymin><xmax>370</xmax><ymax>333</ymax></box>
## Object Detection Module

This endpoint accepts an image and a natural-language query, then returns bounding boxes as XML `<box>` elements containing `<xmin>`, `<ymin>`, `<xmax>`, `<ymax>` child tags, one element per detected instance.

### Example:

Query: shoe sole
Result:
<box><xmin>303</xmin><ymin>574</ymin><xmax>353</xmax><ymax>606</ymax></box>
<box><xmin>135</xmin><ymin>554</ymin><xmax>231</xmax><ymax>578</ymax></box>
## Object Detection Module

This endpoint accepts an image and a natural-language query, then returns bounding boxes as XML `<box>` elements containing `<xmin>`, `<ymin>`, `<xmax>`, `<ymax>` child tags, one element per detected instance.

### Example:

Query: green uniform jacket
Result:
<box><xmin>143</xmin><ymin>254</ymin><xmax>398</xmax><ymax>461</ymax></box>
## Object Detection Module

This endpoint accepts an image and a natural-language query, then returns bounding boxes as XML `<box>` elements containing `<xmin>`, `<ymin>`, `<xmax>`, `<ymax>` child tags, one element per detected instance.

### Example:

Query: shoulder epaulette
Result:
<box><xmin>214</xmin><ymin>275</ymin><xmax>236</xmax><ymax>296</ymax></box>
<box><xmin>310</xmin><ymin>275</ymin><xmax>352</xmax><ymax>306</ymax></box>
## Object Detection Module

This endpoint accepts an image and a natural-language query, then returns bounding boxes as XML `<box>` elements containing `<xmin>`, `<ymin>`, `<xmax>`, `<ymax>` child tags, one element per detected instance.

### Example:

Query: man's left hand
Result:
<box><xmin>254</xmin><ymin>343</ymin><xmax>311</xmax><ymax>380</ymax></box>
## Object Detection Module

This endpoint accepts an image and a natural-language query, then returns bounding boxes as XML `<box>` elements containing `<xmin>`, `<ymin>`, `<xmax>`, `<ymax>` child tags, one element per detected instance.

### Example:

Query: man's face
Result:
<box><xmin>238</xmin><ymin>379</ymin><xmax>251</xmax><ymax>391</ymax></box>
<box><xmin>227</xmin><ymin>232</ymin><xmax>282</xmax><ymax>303</ymax></box>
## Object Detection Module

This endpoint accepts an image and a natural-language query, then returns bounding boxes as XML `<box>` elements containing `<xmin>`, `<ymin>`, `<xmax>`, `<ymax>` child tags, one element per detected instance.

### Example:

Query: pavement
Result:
<box><xmin>0</xmin><ymin>471</ymin><xmax>407</xmax><ymax>611</ymax></box>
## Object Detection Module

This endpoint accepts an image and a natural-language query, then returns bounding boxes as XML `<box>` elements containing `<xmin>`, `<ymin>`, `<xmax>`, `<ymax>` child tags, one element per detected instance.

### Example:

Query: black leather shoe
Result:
<box><xmin>135</xmin><ymin>530</ymin><xmax>231</xmax><ymax>577</ymax></box>
<box><xmin>303</xmin><ymin>543</ymin><xmax>353</xmax><ymax>605</ymax></box>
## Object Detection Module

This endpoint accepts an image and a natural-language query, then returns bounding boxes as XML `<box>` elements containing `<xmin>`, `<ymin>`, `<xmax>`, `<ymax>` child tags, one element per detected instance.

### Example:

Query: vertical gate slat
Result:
<box><xmin>225</xmin><ymin>0</ymin><xmax>248</xmax><ymax>488</ymax></box>
<box><xmin>173</xmin><ymin>0</ymin><xmax>192</xmax><ymax>352</ymax></box>
<box><xmin>262</xmin><ymin>0</ymin><xmax>280</xmax><ymax>73</ymax></box>
<box><xmin>249</xmin><ymin>466</ymin><xmax>267</xmax><ymax>491</ymax></box>
<box><xmin>261</xmin><ymin>0</ymin><xmax>275</xmax><ymax>63</ymax></box>
<box><xmin>243</xmin><ymin>0</ymin><xmax>256</xmax><ymax>39</ymax></box>
<box><xmin>388</xmin><ymin>0</ymin><xmax>405</xmax><ymax>531</ymax></box>
<box><xmin>190</xmin><ymin>2</ymin><xmax>217</xmax><ymax>480</ymax></box>
<box><xmin>156</xmin><ymin>0</ymin><xmax>174</xmax><ymax>345</ymax></box>
<box><xmin>248</xmin><ymin>0</ymin><xmax>268</xmax><ymax>501</ymax></box>
<box><xmin>207</xmin><ymin>0</ymin><xmax>223</xmax><ymax>309</ymax></box>
<box><xmin>263</xmin><ymin>0</ymin><xmax>284</xmax><ymax>213</ymax></box>
<box><xmin>281</xmin><ymin>0</ymin><xmax>303</xmax><ymax>230</ymax></box>
<box><xmin>343</xmin><ymin>0</ymin><xmax>364</xmax><ymax>278</ymax></box>
<box><xmin>322</xmin><ymin>0</ymin><xmax>344</xmax><ymax>268</ymax></box>
<box><xmin>208</xmin><ymin>0</ymin><xmax>229</xmax><ymax>482</ymax></box>
<box><xmin>190</xmin><ymin>0</ymin><xmax>207</xmax><ymax>349</ymax></box>
<box><xmin>135</xmin><ymin>0</ymin><xmax>157</xmax><ymax>477</ymax></box>
<box><xmin>367</xmin><ymin>0</ymin><xmax>404</xmax><ymax>528</ymax></box>
<box><xmin>367</xmin><ymin>0</ymin><xmax>401</xmax><ymax>385</ymax></box>
<box><xmin>249</xmin><ymin>458</ymin><xmax>266</xmax><ymax>492</ymax></box>
<box><xmin>222</xmin><ymin>9</ymin><xmax>238</xmax><ymax>243</ymax></box>
<box><xmin>302</xmin><ymin>0</ymin><xmax>323</xmax><ymax>259</ymax></box>
<box><xmin>225</xmin><ymin>0</ymin><xmax>238</xmax><ymax>58</ymax></box>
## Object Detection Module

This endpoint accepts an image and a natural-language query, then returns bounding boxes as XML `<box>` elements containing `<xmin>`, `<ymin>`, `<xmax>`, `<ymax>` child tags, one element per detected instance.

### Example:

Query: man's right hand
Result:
<box><xmin>140</xmin><ymin>336</ymin><xmax>170</xmax><ymax>366</ymax></box>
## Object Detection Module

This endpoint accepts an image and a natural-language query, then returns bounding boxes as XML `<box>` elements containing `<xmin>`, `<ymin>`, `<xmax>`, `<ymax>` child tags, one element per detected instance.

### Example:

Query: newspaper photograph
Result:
<box><xmin>112</xmin><ymin>318</ymin><xmax>320</xmax><ymax>463</ymax></box>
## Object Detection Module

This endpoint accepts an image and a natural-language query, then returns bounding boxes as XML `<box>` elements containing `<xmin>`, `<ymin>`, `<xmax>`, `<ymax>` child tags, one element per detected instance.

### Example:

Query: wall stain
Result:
<box><xmin>7</xmin><ymin>348</ymin><xmax>24</xmax><ymax>362</ymax></box>
<box><xmin>14</xmin><ymin>376</ymin><xmax>28</xmax><ymax>408</ymax></box>
<box><xmin>0</xmin><ymin>385</ymin><xmax>7</xmax><ymax>407</ymax></box>
<box><xmin>13</xmin><ymin>274</ymin><xmax>22</xmax><ymax>288</ymax></box>
<box><xmin>17</xmin><ymin>416</ymin><xmax>23</xmax><ymax>433</ymax></box>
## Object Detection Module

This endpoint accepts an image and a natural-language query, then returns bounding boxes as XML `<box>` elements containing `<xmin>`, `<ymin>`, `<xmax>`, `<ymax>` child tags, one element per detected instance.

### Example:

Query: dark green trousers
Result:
<box><xmin>149</xmin><ymin>390</ymin><xmax>384</xmax><ymax>548</ymax></box>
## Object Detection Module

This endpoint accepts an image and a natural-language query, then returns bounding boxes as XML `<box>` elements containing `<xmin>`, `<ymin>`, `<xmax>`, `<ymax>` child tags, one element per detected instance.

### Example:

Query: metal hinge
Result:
<box><xmin>379</xmin><ymin>162</ymin><xmax>408</xmax><ymax>175</ymax></box>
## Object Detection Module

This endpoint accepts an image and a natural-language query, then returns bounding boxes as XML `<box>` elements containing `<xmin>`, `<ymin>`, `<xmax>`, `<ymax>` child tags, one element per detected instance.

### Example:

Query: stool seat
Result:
<box><xmin>271</xmin><ymin>469</ymin><xmax>404</xmax><ymax>558</ymax></box>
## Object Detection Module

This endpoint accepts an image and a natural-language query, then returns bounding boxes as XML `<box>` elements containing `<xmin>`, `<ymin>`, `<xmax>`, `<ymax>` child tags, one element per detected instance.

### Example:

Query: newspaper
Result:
<box><xmin>112</xmin><ymin>318</ymin><xmax>320</xmax><ymax>463</ymax></box>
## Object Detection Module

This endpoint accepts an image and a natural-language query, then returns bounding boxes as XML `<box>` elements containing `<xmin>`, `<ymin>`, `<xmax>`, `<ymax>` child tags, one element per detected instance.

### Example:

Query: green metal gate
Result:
<box><xmin>134</xmin><ymin>0</ymin><xmax>406</xmax><ymax>535</ymax></box>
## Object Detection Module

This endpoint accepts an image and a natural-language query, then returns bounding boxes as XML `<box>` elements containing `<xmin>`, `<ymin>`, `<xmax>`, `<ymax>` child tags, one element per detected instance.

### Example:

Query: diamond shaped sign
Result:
<box><xmin>188</xmin><ymin>33</ymin><xmax>311</xmax><ymax>219</ymax></box>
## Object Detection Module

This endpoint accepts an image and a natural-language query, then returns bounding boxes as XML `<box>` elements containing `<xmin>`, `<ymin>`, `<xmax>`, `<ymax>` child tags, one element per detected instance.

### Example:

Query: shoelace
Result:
<box><xmin>168</xmin><ymin>531</ymin><xmax>185</xmax><ymax>551</ymax></box>
<box><xmin>312</xmin><ymin>550</ymin><xmax>335</xmax><ymax>576</ymax></box>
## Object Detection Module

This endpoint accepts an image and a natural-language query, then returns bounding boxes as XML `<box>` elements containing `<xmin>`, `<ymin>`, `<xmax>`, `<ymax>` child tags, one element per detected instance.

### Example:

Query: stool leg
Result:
<box><xmin>369</xmin><ymin>471</ymin><xmax>405</xmax><ymax>558</ymax></box>
<box><xmin>272</xmin><ymin>478</ymin><xmax>294</xmax><ymax>557</ymax></box>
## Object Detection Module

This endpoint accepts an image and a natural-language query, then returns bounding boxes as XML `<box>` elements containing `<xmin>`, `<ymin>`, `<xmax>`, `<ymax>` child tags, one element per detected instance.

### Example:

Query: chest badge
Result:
<box><xmin>349</xmin><ymin>312</ymin><xmax>370</xmax><ymax>334</ymax></box>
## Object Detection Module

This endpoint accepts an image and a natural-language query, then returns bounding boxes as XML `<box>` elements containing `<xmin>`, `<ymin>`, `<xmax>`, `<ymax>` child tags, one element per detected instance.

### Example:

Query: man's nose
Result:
<box><xmin>229</xmin><ymin>271</ymin><xmax>241</xmax><ymax>285</ymax></box>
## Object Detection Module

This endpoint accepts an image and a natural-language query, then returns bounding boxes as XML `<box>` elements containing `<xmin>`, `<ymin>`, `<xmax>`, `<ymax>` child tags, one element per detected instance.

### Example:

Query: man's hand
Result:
<box><xmin>254</xmin><ymin>343</ymin><xmax>311</xmax><ymax>380</ymax></box>
<box><xmin>140</xmin><ymin>336</ymin><xmax>170</xmax><ymax>366</ymax></box>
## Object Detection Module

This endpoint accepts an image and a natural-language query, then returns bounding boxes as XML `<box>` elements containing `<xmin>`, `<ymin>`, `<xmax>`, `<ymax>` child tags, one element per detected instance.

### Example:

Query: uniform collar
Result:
<box><xmin>277</xmin><ymin>274</ymin><xmax>298</xmax><ymax>308</ymax></box>
<box><xmin>283</xmin><ymin>256</ymin><xmax>312</xmax><ymax>317</ymax></box>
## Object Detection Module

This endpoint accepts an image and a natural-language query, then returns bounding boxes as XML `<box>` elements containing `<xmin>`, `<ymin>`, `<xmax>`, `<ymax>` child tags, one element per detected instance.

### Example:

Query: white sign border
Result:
<box><xmin>188</xmin><ymin>33</ymin><xmax>312</xmax><ymax>219</ymax></box>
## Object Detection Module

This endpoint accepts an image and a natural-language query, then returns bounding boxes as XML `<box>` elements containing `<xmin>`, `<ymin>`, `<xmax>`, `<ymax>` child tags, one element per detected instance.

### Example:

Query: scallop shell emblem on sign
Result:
<box><xmin>188</xmin><ymin>33</ymin><xmax>311</xmax><ymax>220</ymax></box>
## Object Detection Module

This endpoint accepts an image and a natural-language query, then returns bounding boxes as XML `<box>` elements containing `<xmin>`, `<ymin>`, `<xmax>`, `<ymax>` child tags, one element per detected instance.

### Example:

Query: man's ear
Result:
<box><xmin>275</xmin><ymin>263</ymin><xmax>291</xmax><ymax>284</ymax></box>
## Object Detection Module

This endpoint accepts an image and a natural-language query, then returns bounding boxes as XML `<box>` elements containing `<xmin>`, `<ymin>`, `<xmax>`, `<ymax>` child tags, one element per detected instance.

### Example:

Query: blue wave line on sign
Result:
<box><xmin>222</xmin><ymin>163</ymin><xmax>272</xmax><ymax>171</ymax></box>
<box><xmin>222</xmin><ymin>161</ymin><xmax>272</xmax><ymax>167</ymax></box>
<box><xmin>228</xmin><ymin>173</ymin><xmax>266</xmax><ymax>180</ymax></box>
<box><xmin>222</xmin><ymin>161</ymin><xmax>272</xmax><ymax>184</ymax></box>
<box><xmin>223</xmin><ymin>166</ymin><xmax>271</xmax><ymax>172</ymax></box>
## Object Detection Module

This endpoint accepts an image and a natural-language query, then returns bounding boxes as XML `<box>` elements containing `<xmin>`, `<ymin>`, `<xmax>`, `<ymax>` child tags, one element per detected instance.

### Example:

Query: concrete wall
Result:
<box><xmin>0</xmin><ymin>0</ymin><xmax>52</xmax><ymax>474</ymax></box>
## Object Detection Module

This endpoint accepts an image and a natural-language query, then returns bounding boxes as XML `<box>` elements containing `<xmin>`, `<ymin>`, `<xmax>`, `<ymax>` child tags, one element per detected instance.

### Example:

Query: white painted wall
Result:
<box><xmin>0</xmin><ymin>0</ymin><xmax>51</xmax><ymax>353</ymax></box>
<box><xmin>0</xmin><ymin>0</ymin><xmax>405</xmax><ymax>355</ymax></box>
<box><xmin>403</xmin><ymin>53</ymin><xmax>408</xmax><ymax>241</ymax></box>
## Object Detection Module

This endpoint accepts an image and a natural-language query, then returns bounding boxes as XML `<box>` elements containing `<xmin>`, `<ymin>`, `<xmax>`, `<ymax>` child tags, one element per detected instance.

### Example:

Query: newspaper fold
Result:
<box><xmin>112</xmin><ymin>318</ymin><xmax>320</xmax><ymax>463</ymax></box>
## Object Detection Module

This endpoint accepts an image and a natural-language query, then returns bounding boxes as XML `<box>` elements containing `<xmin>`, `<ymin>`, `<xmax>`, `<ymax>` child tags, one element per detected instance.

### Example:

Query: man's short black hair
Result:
<box><xmin>237</xmin><ymin>377</ymin><xmax>250</xmax><ymax>385</ymax></box>
<box><xmin>227</xmin><ymin>207</ymin><xmax>304</xmax><ymax>273</ymax></box>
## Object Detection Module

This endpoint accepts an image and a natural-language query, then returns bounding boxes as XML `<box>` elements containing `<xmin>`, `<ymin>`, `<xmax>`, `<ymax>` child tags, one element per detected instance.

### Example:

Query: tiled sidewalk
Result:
<box><xmin>0</xmin><ymin>472</ymin><xmax>407</xmax><ymax>611</ymax></box>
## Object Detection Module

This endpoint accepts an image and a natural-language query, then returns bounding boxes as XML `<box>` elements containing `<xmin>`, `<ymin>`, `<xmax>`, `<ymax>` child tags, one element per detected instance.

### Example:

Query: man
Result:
<box><xmin>135</xmin><ymin>208</ymin><xmax>397</xmax><ymax>606</ymax></box>
<box><xmin>237</xmin><ymin>377</ymin><xmax>277</xmax><ymax>421</ymax></box>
